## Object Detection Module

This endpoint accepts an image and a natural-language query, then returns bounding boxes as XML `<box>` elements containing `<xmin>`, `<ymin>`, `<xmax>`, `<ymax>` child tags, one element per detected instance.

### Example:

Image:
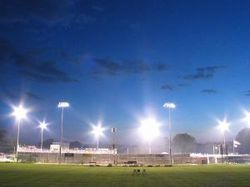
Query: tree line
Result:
<box><xmin>1</xmin><ymin>127</ymin><xmax>250</xmax><ymax>154</ymax></box>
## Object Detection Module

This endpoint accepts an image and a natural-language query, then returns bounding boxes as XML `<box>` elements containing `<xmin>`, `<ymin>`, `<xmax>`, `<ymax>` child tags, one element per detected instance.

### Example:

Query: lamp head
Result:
<box><xmin>91</xmin><ymin>122</ymin><xmax>105</xmax><ymax>138</ymax></box>
<box><xmin>11</xmin><ymin>105</ymin><xmax>28</xmax><ymax>121</ymax></box>
<box><xmin>39</xmin><ymin>120</ymin><xmax>48</xmax><ymax>130</ymax></box>
<box><xmin>58</xmin><ymin>102</ymin><xmax>70</xmax><ymax>108</ymax></box>
<box><xmin>138</xmin><ymin>117</ymin><xmax>161</xmax><ymax>143</ymax></box>
<box><xmin>163</xmin><ymin>102</ymin><xmax>176</xmax><ymax>109</ymax></box>
<box><xmin>217</xmin><ymin>118</ymin><xmax>230</xmax><ymax>133</ymax></box>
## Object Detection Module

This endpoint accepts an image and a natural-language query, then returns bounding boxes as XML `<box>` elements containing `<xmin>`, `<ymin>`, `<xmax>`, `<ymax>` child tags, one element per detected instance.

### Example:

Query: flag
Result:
<box><xmin>233</xmin><ymin>140</ymin><xmax>241</xmax><ymax>148</ymax></box>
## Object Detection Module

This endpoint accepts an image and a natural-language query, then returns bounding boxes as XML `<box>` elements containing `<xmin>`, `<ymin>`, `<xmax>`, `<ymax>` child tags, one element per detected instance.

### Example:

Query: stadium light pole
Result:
<box><xmin>38</xmin><ymin>120</ymin><xmax>48</xmax><ymax>151</ymax></box>
<box><xmin>111</xmin><ymin>127</ymin><xmax>117</xmax><ymax>153</ymax></box>
<box><xmin>91</xmin><ymin>123</ymin><xmax>105</xmax><ymax>150</ymax></box>
<box><xmin>111</xmin><ymin>127</ymin><xmax>117</xmax><ymax>165</ymax></box>
<box><xmin>58</xmin><ymin>101</ymin><xmax>69</xmax><ymax>162</ymax></box>
<box><xmin>163</xmin><ymin>102</ymin><xmax>176</xmax><ymax>165</ymax></box>
<box><xmin>217</xmin><ymin>117</ymin><xmax>230</xmax><ymax>163</ymax></box>
<box><xmin>138</xmin><ymin>117</ymin><xmax>161</xmax><ymax>154</ymax></box>
<box><xmin>11</xmin><ymin>105</ymin><xmax>28</xmax><ymax>160</ymax></box>
<box><xmin>217</xmin><ymin>118</ymin><xmax>230</xmax><ymax>149</ymax></box>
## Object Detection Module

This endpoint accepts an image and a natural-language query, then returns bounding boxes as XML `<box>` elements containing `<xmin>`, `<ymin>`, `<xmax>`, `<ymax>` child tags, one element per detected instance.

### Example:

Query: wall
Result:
<box><xmin>17</xmin><ymin>152</ymin><xmax>205</xmax><ymax>165</ymax></box>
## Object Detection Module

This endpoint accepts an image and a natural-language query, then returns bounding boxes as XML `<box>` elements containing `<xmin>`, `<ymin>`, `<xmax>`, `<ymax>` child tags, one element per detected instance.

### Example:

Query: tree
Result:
<box><xmin>173</xmin><ymin>133</ymin><xmax>196</xmax><ymax>153</ymax></box>
<box><xmin>0</xmin><ymin>128</ymin><xmax>13</xmax><ymax>153</ymax></box>
<box><xmin>70</xmin><ymin>141</ymin><xmax>83</xmax><ymax>149</ymax></box>
<box><xmin>38</xmin><ymin>139</ymin><xmax>54</xmax><ymax>149</ymax></box>
<box><xmin>235</xmin><ymin>128</ymin><xmax>250</xmax><ymax>154</ymax></box>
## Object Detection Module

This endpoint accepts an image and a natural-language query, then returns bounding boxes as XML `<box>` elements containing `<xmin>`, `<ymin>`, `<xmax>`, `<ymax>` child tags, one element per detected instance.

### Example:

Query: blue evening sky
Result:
<box><xmin>0</xmin><ymin>0</ymin><xmax>250</xmax><ymax>144</ymax></box>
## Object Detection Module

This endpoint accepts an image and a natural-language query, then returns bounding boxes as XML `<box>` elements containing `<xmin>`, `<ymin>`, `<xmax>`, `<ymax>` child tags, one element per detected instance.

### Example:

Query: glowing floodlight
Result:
<box><xmin>217</xmin><ymin>117</ymin><xmax>230</xmax><ymax>162</ymax></box>
<box><xmin>11</xmin><ymin>105</ymin><xmax>28</xmax><ymax>121</ymax></box>
<box><xmin>38</xmin><ymin>120</ymin><xmax>48</xmax><ymax>151</ymax></box>
<box><xmin>163</xmin><ymin>102</ymin><xmax>176</xmax><ymax>109</ymax></box>
<box><xmin>138</xmin><ymin>117</ymin><xmax>161</xmax><ymax>143</ymax></box>
<box><xmin>217</xmin><ymin>118</ymin><xmax>230</xmax><ymax>133</ymax></box>
<box><xmin>11</xmin><ymin>104</ymin><xmax>29</xmax><ymax>160</ymax></box>
<box><xmin>57</xmin><ymin>101</ymin><xmax>69</xmax><ymax>163</ymax></box>
<box><xmin>39</xmin><ymin>120</ymin><xmax>48</xmax><ymax>130</ymax></box>
<box><xmin>163</xmin><ymin>101</ymin><xmax>176</xmax><ymax>165</ymax></box>
<box><xmin>91</xmin><ymin>123</ymin><xmax>105</xmax><ymax>138</ymax></box>
<box><xmin>138</xmin><ymin>117</ymin><xmax>161</xmax><ymax>154</ymax></box>
<box><xmin>91</xmin><ymin>122</ymin><xmax>105</xmax><ymax>149</ymax></box>
<box><xmin>58</xmin><ymin>102</ymin><xmax>70</xmax><ymax>108</ymax></box>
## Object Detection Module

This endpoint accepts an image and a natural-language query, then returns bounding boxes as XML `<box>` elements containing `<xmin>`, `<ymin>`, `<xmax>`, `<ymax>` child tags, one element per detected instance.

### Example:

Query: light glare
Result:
<box><xmin>11</xmin><ymin>105</ymin><xmax>28</xmax><ymax>120</ymax></box>
<box><xmin>39</xmin><ymin>121</ymin><xmax>48</xmax><ymax>130</ymax></box>
<box><xmin>163</xmin><ymin>102</ymin><xmax>176</xmax><ymax>109</ymax></box>
<box><xmin>138</xmin><ymin>117</ymin><xmax>161</xmax><ymax>142</ymax></box>
<box><xmin>58</xmin><ymin>102</ymin><xmax>70</xmax><ymax>108</ymax></box>
<box><xmin>91</xmin><ymin>123</ymin><xmax>105</xmax><ymax>138</ymax></box>
<box><xmin>217</xmin><ymin>118</ymin><xmax>230</xmax><ymax>132</ymax></box>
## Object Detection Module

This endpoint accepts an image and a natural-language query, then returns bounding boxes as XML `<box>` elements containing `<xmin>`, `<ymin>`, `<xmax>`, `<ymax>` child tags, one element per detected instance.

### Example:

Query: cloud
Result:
<box><xmin>0</xmin><ymin>39</ymin><xmax>77</xmax><ymax>83</ymax></box>
<box><xmin>245</xmin><ymin>90</ymin><xmax>250</xmax><ymax>96</ymax></box>
<box><xmin>92</xmin><ymin>58</ymin><xmax>168</xmax><ymax>76</ymax></box>
<box><xmin>155</xmin><ymin>64</ymin><xmax>168</xmax><ymax>71</ymax></box>
<box><xmin>201</xmin><ymin>89</ymin><xmax>217</xmax><ymax>94</ymax></box>
<box><xmin>19</xmin><ymin>61</ymin><xmax>78</xmax><ymax>83</ymax></box>
<box><xmin>178</xmin><ymin>83</ymin><xmax>188</xmax><ymax>87</ymax></box>
<box><xmin>0</xmin><ymin>90</ymin><xmax>42</xmax><ymax>101</ymax></box>
<box><xmin>183</xmin><ymin>66</ymin><xmax>226</xmax><ymax>81</ymax></box>
<box><xmin>0</xmin><ymin>0</ymin><xmax>69</xmax><ymax>23</ymax></box>
<box><xmin>0</xmin><ymin>0</ymin><xmax>102</xmax><ymax>26</ymax></box>
<box><xmin>25</xmin><ymin>92</ymin><xmax>43</xmax><ymax>100</ymax></box>
<box><xmin>161</xmin><ymin>84</ymin><xmax>174</xmax><ymax>91</ymax></box>
<box><xmin>94</xmin><ymin>58</ymin><xmax>124</xmax><ymax>75</ymax></box>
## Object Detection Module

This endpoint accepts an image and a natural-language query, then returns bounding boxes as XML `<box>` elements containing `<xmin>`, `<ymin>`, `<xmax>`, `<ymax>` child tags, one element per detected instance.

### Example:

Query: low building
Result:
<box><xmin>50</xmin><ymin>142</ymin><xmax>69</xmax><ymax>152</ymax></box>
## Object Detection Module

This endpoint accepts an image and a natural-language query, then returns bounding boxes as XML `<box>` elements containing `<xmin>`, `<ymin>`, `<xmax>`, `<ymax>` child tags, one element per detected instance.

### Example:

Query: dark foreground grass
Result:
<box><xmin>0</xmin><ymin>163</ymin><xmax>250</xmax><ymax>187</ymax></box>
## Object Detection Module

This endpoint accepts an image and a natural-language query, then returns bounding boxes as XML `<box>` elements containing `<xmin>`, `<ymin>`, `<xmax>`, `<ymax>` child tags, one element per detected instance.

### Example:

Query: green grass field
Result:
<box><xmin>1</xmin><ymin>163</ymin><xmax>250</xmax><ymax>187</ymax></box>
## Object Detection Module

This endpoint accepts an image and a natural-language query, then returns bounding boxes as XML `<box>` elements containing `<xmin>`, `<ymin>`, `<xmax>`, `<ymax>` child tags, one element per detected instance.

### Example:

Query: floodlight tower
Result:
<box><xmin>217</xmin><ymin>117</ymin><xmax>230</xmax><ymax>162</ymax></box>
<box><xmin>111</xmin><ymin>127</ymin><xmax>117</xmax><ymax>164</ymax></box>
<box><xmin>163</xmin><ymin>102</ymin><xmax>176</xmax><ymax>165</ymax></box>
<box><xmin>11</xmin><ymin>105</ymin><xmax>28</xmax><ymax>160</ymax></box>
<box><xmin>217</xmin><ymin>118</ymin><xmax>230</xmax><ymax>149</ymax></box>
<box><xmin>57</xmin><ymin>101</ymin><xmax>69</xmax><ymax>162</ymax></box>
<box><xmin>38</xmin><ymin>120</ymin><xmax>48</xmax><ymax>151</ymax></box>
<box><xmin>91</xmin><ymin>123</ymin><xmax>105</xmax><ymax>150</ymax></box>
<box><xmin>111</xmin><ymin>127</ymin><xmax>117</xmax><ymax>153</ymax></box>
<box><xmin>138</xmin><ymin>117</ymin><xmax>161</xmax><ymax>154</ymax></box>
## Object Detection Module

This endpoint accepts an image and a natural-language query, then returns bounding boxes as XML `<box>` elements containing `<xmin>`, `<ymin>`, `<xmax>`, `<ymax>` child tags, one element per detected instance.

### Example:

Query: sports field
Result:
<box><xmin>0</xmin><ymin>163</ymin><xmax>250</xmax><ymax>187</ymax></box>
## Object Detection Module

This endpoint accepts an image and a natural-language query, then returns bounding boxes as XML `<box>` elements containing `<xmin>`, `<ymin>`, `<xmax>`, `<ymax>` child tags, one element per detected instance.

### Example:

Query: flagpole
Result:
<box><xmin>233</xmin><ymin>140</ymin><xmax>241</xmax><ymax>155</ymax></box>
